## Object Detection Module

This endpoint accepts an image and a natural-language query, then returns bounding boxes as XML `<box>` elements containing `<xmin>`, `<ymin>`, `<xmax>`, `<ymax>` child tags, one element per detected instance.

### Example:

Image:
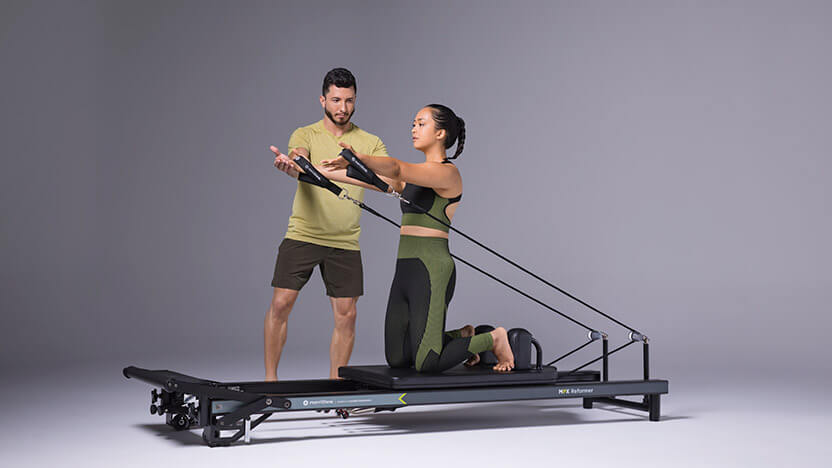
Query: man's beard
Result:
<box><xmin>325</xmin><ymin>108</ymin><xmax>353</xmax><ymax>126</ymax></box>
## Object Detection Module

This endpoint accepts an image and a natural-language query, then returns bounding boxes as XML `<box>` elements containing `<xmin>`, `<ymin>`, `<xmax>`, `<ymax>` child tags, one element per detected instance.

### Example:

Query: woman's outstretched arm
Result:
<box><xmin>322</xmin><ymin>143</ymin><xmax>459</xmax><ymax>192</ymax></box>
<box><xmin>270</xmin><ymin>145</ymin><xmax>397</xmax><ymax>192</ymax></box>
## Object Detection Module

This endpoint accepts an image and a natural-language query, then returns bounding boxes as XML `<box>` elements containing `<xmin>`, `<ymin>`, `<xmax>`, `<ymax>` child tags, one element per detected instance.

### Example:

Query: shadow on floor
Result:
<box><xmin>138</xmin><ymin>400</ymin><xmax>689</xmax><ymax>447</ymax></box>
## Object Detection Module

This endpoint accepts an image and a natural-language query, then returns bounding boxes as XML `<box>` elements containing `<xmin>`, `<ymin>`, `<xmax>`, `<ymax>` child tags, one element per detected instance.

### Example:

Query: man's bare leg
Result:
<box><xmin>329</xmin><ymin>296</ymin><xmax>358</xmax><ymax>379</ymax></box>
<box><xmin>264</xmin><ymin>287</ymin><xmax>300</xmax><ymax>381</ymax></box>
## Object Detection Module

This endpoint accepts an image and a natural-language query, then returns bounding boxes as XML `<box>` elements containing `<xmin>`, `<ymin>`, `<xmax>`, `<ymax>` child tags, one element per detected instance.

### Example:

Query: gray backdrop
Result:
<box><xmin>2</xmin><ymin>0</ymin><xmax>830</xmax><ymax>384</ymax></box>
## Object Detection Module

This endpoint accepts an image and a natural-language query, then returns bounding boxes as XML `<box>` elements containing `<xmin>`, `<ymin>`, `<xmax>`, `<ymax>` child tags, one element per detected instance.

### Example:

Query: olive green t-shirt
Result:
<box><xmin>285</xmin><ymin>120</ymin><xmax>388</xmax><ymax>250</ymax></box>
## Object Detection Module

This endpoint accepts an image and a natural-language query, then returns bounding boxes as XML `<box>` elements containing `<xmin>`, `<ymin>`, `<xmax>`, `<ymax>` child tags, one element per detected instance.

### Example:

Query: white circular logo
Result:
<box><xmin>303</xmin><ymin>400</ymin><xmax>309</xmax><ymax>406</ymax></box>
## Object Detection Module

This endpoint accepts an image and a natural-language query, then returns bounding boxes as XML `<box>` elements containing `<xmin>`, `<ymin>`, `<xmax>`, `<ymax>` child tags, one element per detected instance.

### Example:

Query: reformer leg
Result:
<box><xmin>648</xmin><ymin>394</ymin><xmax>660</xmax><ymax>421</ymax></box>
<box><xmin>203</xmin><ymin>413</ymin><xmax>271</xmax><ymax>447</ymax></box>
<box><xmin>582</xmin><ymin>394</ymin><xmax>661</xmax><ymax>421</ymax></box>
<box><xmin>200</xmin><ymin>396</ymin><xmax>286</xmax><ymax>447</ymax></box>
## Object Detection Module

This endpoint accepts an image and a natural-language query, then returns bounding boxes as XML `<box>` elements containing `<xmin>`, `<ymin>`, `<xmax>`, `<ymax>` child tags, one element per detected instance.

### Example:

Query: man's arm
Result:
<box><xmin>286</xmin><ymin>127</ymin><xmax>310</xmax><ymax>159</ymax></box>
<box><xmin>270</xmin><ymin>127</ymin><xmax>310</xmax><ymax>179</ymax></box>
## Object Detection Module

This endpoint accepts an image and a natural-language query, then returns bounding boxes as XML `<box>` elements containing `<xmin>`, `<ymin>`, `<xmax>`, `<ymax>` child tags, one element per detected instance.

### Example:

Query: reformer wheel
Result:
<box><xmin>171</xmin><ymin>413</ymin><xmax>190</xmax><ymax>431</ymax></box>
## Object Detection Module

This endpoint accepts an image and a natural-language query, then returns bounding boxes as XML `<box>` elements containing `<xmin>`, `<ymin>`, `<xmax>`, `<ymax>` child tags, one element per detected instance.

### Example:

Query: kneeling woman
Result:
<box><xmin>274</xmin><ymin>105</ymin><xmax>514</xmax><ymax>373</ymax></box>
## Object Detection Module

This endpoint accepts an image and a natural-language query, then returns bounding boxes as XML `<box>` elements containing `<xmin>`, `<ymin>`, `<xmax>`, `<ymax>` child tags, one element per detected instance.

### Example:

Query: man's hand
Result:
<box><xmin>321</xmin><ymin>142</ymin><xmax>357</xmax><ymax>170</ymax></box>
<box><xmin>270</xmin><ymin>145</ymin><xmax>301</xmax><ymax>178</ymax></box>
<box><xmin>320</xmin><ymin>155</ymin><xmax>349</xmax><ymax>170</ymax></box>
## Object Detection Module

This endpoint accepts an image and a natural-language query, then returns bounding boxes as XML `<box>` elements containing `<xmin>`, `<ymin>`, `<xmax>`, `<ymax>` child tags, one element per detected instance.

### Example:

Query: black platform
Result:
<box><xmin>338</xmin><ymin>364</ymin><xmax>573</xmax><ymax>389</ymax></box>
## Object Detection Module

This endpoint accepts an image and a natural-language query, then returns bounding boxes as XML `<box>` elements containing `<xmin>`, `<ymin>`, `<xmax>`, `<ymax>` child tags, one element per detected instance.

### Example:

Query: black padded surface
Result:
<box><xmin>339</xmin><ymin>364</ymin><xmax>562</xmax><ymax>389</ymax></box>
<box><xmin>123</xmin><ymin>367</ymin><xmax>218</xmax><ymax>386</ymax></box>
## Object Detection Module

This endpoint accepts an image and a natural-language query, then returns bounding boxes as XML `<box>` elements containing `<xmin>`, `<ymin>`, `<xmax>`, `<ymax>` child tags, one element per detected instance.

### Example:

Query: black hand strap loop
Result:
<box><xmin>340</xmin><ymin>148</ymin><xmax>390</xmax><ymax>193</ymax></box>
<box><xmin>293</xmin><ymin>156</ymin><xmax>343</xmax><ymax>197</ymax></box>
<box><xmin>346</xmin><ymin>165</ymin><xmax>374</xmax><ymax>185</ymax></box>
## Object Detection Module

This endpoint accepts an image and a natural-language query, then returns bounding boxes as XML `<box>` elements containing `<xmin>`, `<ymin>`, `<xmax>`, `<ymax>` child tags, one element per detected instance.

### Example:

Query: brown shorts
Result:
<box><xmin>271</xmin><ymin>238</ymin><xmax>363</xmax><ymax>297</ymax></box>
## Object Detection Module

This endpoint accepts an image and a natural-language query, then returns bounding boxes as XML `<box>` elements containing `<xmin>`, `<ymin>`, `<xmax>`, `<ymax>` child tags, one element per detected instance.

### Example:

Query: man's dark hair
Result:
<box><xmin>322</xmin><ymin>68</ymin><xmax>357</xmax><ymax>96</ymax></box>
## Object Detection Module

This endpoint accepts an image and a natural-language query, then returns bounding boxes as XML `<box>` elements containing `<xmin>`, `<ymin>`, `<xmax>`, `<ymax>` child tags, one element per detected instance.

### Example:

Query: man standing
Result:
<box><xmin>266</xmin><ymin>68</ymin><xmax>387</xmax><ymax>380</ymax></box>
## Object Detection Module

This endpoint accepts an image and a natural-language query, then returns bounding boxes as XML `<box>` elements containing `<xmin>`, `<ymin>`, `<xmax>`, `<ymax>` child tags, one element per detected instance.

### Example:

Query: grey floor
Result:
<box><xmin>2</xmin><ymin>360</ymin><xmax>829</xmax><ymax>468</ymax></box>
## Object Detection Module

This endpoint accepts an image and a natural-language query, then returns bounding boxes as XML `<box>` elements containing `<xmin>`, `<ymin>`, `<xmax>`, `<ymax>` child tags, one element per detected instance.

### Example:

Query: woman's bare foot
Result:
<box><xmin>490</xmin><ymin>327</ymin><xmax>514</xmax><ymax>372</ymax></box>
<box><xmin>460</xmin><ymin>325</ymin><xmax>480</xmax><ymax>367</ymax></box>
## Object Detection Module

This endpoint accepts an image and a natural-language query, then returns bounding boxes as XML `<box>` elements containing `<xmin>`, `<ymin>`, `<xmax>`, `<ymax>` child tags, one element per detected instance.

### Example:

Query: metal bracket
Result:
<box><xmin>216</xmin><ymin>396</ymin><xmax>290</xmax><ymax>429</ymax></box>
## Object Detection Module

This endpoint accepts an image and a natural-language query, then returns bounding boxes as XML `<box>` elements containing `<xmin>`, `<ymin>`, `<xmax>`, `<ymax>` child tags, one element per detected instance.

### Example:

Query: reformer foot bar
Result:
<box><xmin>122</xmin><ymin>151</ymin><xmax>669</xmax><ymax>446</ymax></box>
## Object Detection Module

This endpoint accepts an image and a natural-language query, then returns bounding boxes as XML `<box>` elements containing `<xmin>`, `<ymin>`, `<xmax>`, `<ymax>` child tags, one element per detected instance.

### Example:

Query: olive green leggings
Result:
<box><xmin>384</xmin><ymin>235</ymin><xmax>494</xmax><ymax>372</ymax></box>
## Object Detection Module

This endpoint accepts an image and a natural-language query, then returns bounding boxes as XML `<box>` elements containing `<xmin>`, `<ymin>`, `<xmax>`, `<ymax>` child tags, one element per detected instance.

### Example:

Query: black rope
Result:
<box><xmin>565</xmin><ymin>341</ymin><xmax>634</xmax><ymax>375</ymax></box>
<box><xmin>352</xmin><ymin>199</ymin><xmax>596</xmax><ymax>332</ymax></box>
<box><xmin>449</xmin><ymin>254</ymin><xmax>594</xmax><ymax>331</ymax></box>
<box><xmin>357</xmin><ymin>202</ymin><xmax>400</xmax><ymax>229</ymax></box>
<box><xmin>286</xmin><ymin>156</ymin><xmax>617</xmax><ymax>337</ymax></box>
<box><xmin>399</xmin><ymin>196</ymin><xmax>641</xmax><ymax>334</ymax></box>
<box><xmin>545</xmin><ymin>339</ymin><xmax>595</xmax><ymax>366</ymax></box>
<box><xmin>346</xmin><ymin>192</ymin><xmax>643</xmax><ymax>376</ymax></box>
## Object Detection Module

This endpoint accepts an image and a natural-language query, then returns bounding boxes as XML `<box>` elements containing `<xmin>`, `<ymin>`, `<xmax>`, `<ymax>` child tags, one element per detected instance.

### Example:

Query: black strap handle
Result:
<box><xmin>340</xmin><ymin>148</ymin><xmax>390</xmax><ymax>193</ymax></box>
<box><xmin>293</xmin><ymin>156</ymin><xmax>343</xmax><ymax>196</ymax></box>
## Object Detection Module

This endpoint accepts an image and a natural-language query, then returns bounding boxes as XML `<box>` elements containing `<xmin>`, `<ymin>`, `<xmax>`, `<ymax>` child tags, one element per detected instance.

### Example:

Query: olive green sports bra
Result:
<box><xmin>399</xmin><ymin>162</ymin><xmax>461</xmax><ymax>233</ymax></box>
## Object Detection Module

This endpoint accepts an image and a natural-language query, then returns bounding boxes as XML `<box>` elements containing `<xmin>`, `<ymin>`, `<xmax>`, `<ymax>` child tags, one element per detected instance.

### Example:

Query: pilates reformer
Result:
<box><xmin>123</xmin><ymin>150</ymin><xmax>669</xmax><ymax>447</ymax></box>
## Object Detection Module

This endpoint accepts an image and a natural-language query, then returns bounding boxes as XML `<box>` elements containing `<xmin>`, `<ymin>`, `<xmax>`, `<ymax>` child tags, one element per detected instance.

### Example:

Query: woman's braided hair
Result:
<box><xmin>425</xmin><ymin>104</ymin><xmax>465</xmax><ymax>160</ymax></box>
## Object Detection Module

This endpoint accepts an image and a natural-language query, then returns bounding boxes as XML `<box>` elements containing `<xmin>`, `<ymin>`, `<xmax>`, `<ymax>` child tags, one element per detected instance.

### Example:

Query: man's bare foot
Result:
<box><xmin>490</xmin><ymin>327</ymin><xmax>514</xmax><ymax>372</ymax></box>
<box><xmin>460</xmin><ymin>325</ymin><xmax>480</xmax><ymax>367</ymax></box>
<box><xmin>265</xmin><ymin>376</ymin><xmax>277</xmax><ymax>382</ymax></box>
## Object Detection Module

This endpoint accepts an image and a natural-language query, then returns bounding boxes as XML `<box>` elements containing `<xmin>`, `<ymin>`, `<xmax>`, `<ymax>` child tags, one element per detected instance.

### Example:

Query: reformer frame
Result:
<box><xmin>124</xmin><ymin>364</ymin><xmax>668</xmax><ymax>447</ymax></box>
<box><xmin>122</xmin><ymin>149</ymin><xmax>671</xmax><ymax>447</ymax></box>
